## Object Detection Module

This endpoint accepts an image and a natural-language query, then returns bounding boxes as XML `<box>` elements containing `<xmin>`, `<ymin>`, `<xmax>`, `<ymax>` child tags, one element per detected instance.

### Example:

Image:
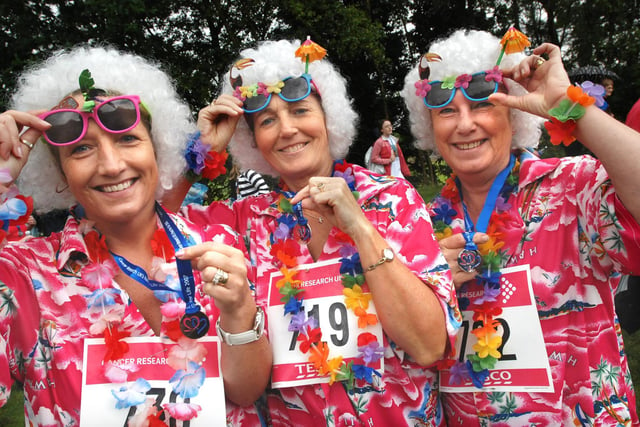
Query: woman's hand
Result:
<box><xmin>177</xmin><ymin>242</ymin><xmax>254</xmax><ymax>319</ymax></box>
<box><xmin>490</xmin><ymin>43</ymin><xmax>572</xmax><ymax>119</ymax></box>
<box><xmin>197</xmin><ymin>94</ymin><xmax>244</xmax><ymax>152</ymax></box>
<box><xmin>176</xmin><ymin>241</ymin><xmax>271</xmax><ymax>407</ymax></box>
<box><xmin>437</xmin><ymin>232</ymin><xmax>489</xmax><ymax>289</ymax></box>
<box><xmin>291</xmin><ymin>177</ymin><xmax>373</xmax><ymax>240</ymax></box>
<box><xmin>0</xmin><ymin>110</ymin><xmax>50</xmax><ymax>183</ymax></box>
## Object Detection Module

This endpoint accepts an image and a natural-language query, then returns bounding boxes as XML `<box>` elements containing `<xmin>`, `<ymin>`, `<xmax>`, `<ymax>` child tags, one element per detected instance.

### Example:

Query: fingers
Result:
<box><xmin>438</xmin><ymin>232</ymin><xmax>489</xmax><ymax>289</ymax></box>
<box><xmin>197</xmin><ymin>94</ymin><xmax>244</xmax><ymax>151</ymax></box>
<box><xmin>289</xmin><ymin>185</ymin><xmax>311</xmax><ymax>205</ymax></box>
<box><xmin>0</xmin><ymin>111</ymin><xmax>49</xmax><ymax>160</ymax></box>
<box><xmin>532</xmin><ymin>43</ymin><xmax>561</xmax><ymax>60</ymax></box>
<box><xmin>177</xmin><ymin>242</ymin><xmax>247</xmax><ymax>292</ymax></box>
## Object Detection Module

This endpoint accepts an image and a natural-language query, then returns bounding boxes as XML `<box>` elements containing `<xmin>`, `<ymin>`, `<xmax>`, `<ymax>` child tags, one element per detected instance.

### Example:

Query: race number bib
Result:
<box><xmin>267</xmin><ymin>259</ymin><xmax>384</xmax><ymax>388</ymax></box>
<box><xmin>81</xmin><ymin>336</ymin><xmax>226</xmax><ymax>426</ymax></box>
<box><xmin>440</xmin><ymin>264</ymin><xmax>553</xmax><ymax>392</ymax></box>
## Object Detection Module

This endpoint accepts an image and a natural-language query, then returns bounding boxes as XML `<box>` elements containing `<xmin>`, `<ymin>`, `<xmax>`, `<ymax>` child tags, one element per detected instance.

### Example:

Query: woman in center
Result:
<box><xmin>179</xmin><ymin>39</ymin><xmax>460</xmax><ymax>425</ymax></box>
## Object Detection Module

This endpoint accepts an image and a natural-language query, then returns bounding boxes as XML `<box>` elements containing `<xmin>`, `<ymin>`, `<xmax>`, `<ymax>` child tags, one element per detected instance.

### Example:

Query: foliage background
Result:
<box><xmin>2</xmin><ymin>0</ymin><xmax>640</xmax><ymax>190</ymax></box>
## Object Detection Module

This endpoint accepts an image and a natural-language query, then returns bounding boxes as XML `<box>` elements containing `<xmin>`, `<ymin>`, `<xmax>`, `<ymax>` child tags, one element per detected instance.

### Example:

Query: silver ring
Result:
<box><xmin>20</xmin><ymin>139</ymin><xmax>34</xmax><ymax>149</ymax></box>
<box><xmin>212</xmin><ymin>268</ymin><xmax>229</xmax><ymax>285</ymax></box>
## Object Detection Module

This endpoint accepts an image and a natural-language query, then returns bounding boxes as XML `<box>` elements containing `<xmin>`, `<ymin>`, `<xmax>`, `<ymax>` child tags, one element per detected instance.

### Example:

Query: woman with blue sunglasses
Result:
<box><xmin>0</xmin><ymin>46</ymin><xmax>271</xmax><ymax>426</ymax></box>
<box><xmin>177</xmin><ymin>39</ymin><xmax>461</xmax><ymax>426</ymax></box>
<box><xmin>403</xmin><ymin>28</ymin><xmax>640</xmax><ymax>425</ymax></box>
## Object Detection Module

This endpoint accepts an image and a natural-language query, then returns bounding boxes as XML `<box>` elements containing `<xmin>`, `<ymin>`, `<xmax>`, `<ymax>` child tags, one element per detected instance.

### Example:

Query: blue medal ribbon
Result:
<box><xmin>456</xmin><ymin>153</ymin><xmax>515</xmax><ymax>234</ymax></box>
<box><xmin>154</xmin><ymin>203</ymin><xmax>200</xmax><ymax>315</ymax></box>
<box><xmin>110</xmin><ymin>203</ymin><xmax>200</xmax><ymax>315</ymax></box>
<box><xmin>455</xmin><ymin>154</ymin><xmax>515</xmax><ymax>272</ymax></box>
<box><xmin>110</xmin><ymin>254</ymin><xmax>178</xmax><ymax>294</ymax></box>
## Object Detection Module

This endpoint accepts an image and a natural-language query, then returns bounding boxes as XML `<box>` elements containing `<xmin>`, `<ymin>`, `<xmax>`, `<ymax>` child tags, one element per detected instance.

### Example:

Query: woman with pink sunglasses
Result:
<box><xmin>0</xmin><ymin>46</ymin><xmax>270</xmax><ymax>426</ymax></box>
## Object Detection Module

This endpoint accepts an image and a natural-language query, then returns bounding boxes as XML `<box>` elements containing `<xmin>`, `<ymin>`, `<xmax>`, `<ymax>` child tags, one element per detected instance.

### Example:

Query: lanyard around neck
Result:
<box><xmin>110</xmin><ymin>203</ymin><xmax>199</xmax><ymax>315</ymax></box>
<box><xmin>456</xmin><ymin>153</ymin><xmax>515</xmax><ymax>233</ymax></box>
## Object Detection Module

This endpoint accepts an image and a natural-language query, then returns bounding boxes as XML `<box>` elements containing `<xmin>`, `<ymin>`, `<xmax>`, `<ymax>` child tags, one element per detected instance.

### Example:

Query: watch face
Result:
<box><xmin>383</xmin><ymin>248</ymin><xmax>394</xmax><ymax>261</ymax></box>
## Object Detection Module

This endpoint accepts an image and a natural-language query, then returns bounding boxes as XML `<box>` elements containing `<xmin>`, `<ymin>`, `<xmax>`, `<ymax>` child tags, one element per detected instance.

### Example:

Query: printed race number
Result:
<box><xmin>288</xmin><ymin>303</ymin><xmax>350</xmax><ymax>350</ymax></box>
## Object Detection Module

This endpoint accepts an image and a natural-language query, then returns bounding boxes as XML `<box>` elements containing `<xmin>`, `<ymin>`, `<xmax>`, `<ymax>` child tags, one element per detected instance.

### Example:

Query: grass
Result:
<box><xmin>0</xmin><ymin>384</ymin><xmax>24</xmax><ymax>426</ymax></box>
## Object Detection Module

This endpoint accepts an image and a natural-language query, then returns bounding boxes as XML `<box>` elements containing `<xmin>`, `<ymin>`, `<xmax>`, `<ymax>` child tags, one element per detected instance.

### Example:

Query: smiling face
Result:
<box><xmin>56</xmin><ymin>95</ymin><xmax>158</xmax><ymax>231</ymax></box>
<box><xmin>430</xmin><ymin>91</ymin><xmax>512</xmax><ymax>185</ymax></box>
<box><xmin>601</xmin><ymin>78</ymin><xmax>614</xmax><ymax>97</ymax></box>
<box><xmin>251</xmin><ymin>94</ymin><xmax>333</xmax><ymax>190</ymax></box>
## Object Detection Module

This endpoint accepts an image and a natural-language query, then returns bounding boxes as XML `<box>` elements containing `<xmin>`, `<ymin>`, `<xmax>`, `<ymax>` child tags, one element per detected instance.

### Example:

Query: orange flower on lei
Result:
<box><xmin>567</xmin><ymin>85</ymin><xmax>597</xmax><ymax>107</ymax></box>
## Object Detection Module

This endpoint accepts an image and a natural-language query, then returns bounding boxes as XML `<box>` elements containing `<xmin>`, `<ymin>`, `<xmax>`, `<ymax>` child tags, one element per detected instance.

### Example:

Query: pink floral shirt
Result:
<box><xmin>0</xmin><ymin>209</ymin><xmax>256</xmax><ymax>426</ymax></box>
<box><xmin>185</xmin><ymin>162</ymin><xmax>460</xmax><ymax>426</ymax></box>
<box><xmin>429</xmin><ymin>152</ymin><xmax>640</xmax><ymax>426</ymax></box>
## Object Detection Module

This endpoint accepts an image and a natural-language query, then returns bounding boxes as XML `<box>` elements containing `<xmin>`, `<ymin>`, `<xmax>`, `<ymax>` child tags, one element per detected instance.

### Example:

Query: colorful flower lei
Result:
<box><xmin>184</xmin><ymin>131</ymin><xmax>229</xmax><ymax>182</ymax></box>
<box><xmin>544</xmin><ymin>82</ymin><xmax>598</xmax><ymax>146</ymax></box>
<box><xmin>0</xmin><ymin>171</ymin><xmax>34</xmax><ymax>247</ymax></box>
<box><xmin>430</xmin><ymin>158</ymin><xmax>521</xmax><ymax>388</ymax></box>
<box><xmin>270</xmin><ymin>161</ymin><xmax>384</xmax><ymax>389</ymax></box>
<box><xmin>80</xmin><ymin>213</ymin><xmax>208</xmax><ymax>424</ymax></box>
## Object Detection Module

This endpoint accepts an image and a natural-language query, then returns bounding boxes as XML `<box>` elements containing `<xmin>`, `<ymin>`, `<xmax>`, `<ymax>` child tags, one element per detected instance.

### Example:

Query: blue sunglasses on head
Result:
<box><xmin>233</xmin><ymin>74</ymin><xmax>315</xmax><ymax>114</ymax></box>
<box><xmin>421</xmin><ymin>71</ymin><xmax>501</xmax><ymax>109</ymax></box>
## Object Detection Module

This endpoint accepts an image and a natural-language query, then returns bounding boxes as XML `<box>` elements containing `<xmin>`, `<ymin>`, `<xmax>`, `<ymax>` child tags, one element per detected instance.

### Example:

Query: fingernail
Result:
<box><xmin>17</xmin><ymin>146</ymin><xmax>24</xmax><ymax>158</ymax></box>
<box><xmin>175</xmin><ymin>249</ymin><xmax>184</xmax><ymax>257</ymax></box>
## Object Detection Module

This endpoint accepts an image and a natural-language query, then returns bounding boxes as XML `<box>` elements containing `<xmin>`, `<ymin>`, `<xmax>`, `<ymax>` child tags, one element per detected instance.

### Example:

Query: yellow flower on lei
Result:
<box><xmin>326</xmin><ymin>356</ymin><xmax>344</xmax><ymax>384</ymax></box>
<box><xmin>435</xmin><ymin>226</ymin><xmax>453</xmax><ymax>242</ymax></box>
<box><xmin>343</xmin><ymin>284</ymin><xmax>372</xmax><ymax>311</ymax></box>
<box><xmin>472</xmin><ymin>334</ymin><xmax>502</xmax><ymax>359</ymax></box>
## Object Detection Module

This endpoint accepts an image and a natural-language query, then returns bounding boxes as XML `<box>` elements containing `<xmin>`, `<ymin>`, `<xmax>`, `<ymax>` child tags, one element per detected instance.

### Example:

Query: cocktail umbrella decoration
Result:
<box><xmin>496</xmin><ymin>26</ymin><xmax>530</xmax><ymax>66</ymax></box>
<box><xmin>295</xmin><ymin>36</ymin><xmax>327</xmax><ymax>73</ymax></box>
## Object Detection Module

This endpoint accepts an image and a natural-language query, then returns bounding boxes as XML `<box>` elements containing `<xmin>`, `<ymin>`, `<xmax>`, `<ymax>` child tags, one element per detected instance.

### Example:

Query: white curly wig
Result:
<box><xmin>220</xmin><ymin>39</ymin><xmax>359</xmax><ymax>177</ymax></box>
<box><xmin>11</xmin><ymin>45</ymin><xmax>196</xmax><ymax>212</ymax></box>
<box><xmin>402</xmin><ymin>29</ymin><xmax>544</xmax><ymax>154</ymax></box>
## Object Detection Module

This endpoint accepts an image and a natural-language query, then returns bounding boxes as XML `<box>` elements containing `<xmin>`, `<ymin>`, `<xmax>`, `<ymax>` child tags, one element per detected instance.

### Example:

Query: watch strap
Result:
<box><xmin>216</xmin><ymin>306</ymin><xmax>265</xmax><ymax>346</ymax></box>
<box><xmin>366</xmin><ymin>248</ymin><xmax>394</xmax><ymax>271</ymax></box>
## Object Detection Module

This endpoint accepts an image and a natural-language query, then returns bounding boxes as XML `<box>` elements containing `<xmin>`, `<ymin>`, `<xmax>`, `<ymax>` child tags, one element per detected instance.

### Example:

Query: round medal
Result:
<box><xmin>180</xmin><ymin>310</ymin><xmax>210</xmax><ymax>339</ymax></box>
<box><xmin>457</xmin><ymin>248</ymin><xmax>482</xmax><ymax>273</ymax></box>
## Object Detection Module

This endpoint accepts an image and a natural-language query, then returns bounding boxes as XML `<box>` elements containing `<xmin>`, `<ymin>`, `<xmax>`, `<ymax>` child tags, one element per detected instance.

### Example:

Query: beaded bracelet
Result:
<box><xmin>184</xmin><ymin>131</ymin><xmax>229</xmax><ymax>181</ymax></box>
<box><xmin>544</xmin><ymin>81</ymin><xmax>603</xmax><ymax>146</ymax></box>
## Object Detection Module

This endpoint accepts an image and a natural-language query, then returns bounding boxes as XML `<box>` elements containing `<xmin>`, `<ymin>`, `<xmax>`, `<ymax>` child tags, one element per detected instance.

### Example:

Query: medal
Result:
<box><xmin>458</xmin><ymin>248</ymin><xmax>482</xmax><ymax>272</ymax></box>
<box><xmin>181</xmin><ymin>310</ymin><xmax>210</xmax><ymax>339</ymax></box>
<box><xmin>458</xmin><ymin>231</ymin><xmax>481</xmax><ymax>272</ymax></box>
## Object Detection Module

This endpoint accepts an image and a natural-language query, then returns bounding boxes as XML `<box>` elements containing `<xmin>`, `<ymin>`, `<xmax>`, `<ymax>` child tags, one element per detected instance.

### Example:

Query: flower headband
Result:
<box><xmin>414</xmin><ymin>27</ymin><xmax>531</xmax><ymax>103</ymax></box>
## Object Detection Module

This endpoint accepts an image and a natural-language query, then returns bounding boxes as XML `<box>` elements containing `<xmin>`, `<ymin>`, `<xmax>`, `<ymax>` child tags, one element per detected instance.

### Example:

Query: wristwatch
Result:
<box><xmin>366</xmin><ymin>248</ymin><xmax>395</xmax><ymax>271</ymax></box>
<box><xmin>216</xmin><ymin>306</ymin><xmax>265</xmax><ymax>346</ymax></box>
